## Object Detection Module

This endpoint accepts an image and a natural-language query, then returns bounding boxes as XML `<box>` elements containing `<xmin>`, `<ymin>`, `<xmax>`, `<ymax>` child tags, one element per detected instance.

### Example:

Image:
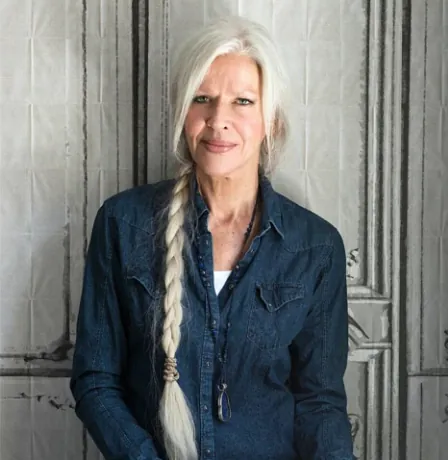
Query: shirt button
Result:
<box><xmin>205</xmin><ymin>361</ymin><xmax>211</xmax><ymax>367</ymax></box>
<box><xmin>235</xmin><ymin>264</ymin><xmax>240</xmax><ymax>270</ymax></box>
<box><xmin>211</xmin><ymin>320</ymin><xmax>217</xmax><ymax>327</ymax></box>
<box><xmin>203</xmin><ymin>405</ymin><xmax>208</xmax><ymax>412</ymax></box>
<box><xmin>206</xmin><ymin>449</ymin><xmax>211</xmax><ymax>455</ymax></box>
<box><xmin>228</xmin><ymin>284</ymin><xmax>234</xmax><ymax>290</ymax></box>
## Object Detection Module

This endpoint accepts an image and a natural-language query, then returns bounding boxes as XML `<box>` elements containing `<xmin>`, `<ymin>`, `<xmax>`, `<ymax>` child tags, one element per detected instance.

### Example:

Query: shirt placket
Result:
<box><xmin>197</xmin><ymin>232</ymin><xmax>218</xmax><ymax>460</ymax></box>
<box><xmin>195</xmin><ymin>211</ymin><xmax>269</xmax><ymax>459</ymax></box>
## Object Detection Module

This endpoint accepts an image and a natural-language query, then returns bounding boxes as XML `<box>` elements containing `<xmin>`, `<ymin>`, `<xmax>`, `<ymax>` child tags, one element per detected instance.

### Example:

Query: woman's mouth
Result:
<box><xmin>201</xmin><ymin>140</ymin><xmax>237</xmax><ymax>153</ymax></box>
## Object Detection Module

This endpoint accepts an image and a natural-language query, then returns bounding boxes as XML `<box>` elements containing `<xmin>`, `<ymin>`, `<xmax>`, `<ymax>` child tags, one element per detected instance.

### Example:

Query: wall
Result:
<box><xmin>0</xmin><ymin>0</ymin><xmax>133</xmax><ymax>458</ymax></box>
<box><xmin>0</xmin><ymin>1</ymin><xmax>447</xmax><ymax>459</ymax></box>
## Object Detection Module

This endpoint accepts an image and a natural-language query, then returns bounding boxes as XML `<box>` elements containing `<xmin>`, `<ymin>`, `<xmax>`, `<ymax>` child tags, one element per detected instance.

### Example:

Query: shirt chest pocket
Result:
<box><xmin>247</xmin><ymin>282</ymin><xmax>306</xmax><ymax>350</ymax></box>
<box><xmin>125</xmin><ymin>263</ymin><xmax>193</xmax><ymax>336</ymax></box>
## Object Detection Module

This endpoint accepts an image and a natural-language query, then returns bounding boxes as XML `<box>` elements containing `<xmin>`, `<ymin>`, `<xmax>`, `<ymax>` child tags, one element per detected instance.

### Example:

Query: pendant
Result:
<box><xmin>217</xmin><ymin>383</ymin><xmax>231</xmax><ymax>422</ymax></box>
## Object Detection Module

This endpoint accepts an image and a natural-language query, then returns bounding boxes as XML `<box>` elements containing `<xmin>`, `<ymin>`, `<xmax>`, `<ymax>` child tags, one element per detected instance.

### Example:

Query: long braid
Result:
<box><xmin>159</xmin><ymin>165</ymin><xmax>197</xmax><ymax>460</ymax></box>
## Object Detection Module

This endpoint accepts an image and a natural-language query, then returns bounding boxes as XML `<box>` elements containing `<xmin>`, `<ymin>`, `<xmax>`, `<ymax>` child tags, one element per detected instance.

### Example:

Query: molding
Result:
<box><xmin>133</xmin><ymin>0</ymin><xmax>149</xmax><ymax>186</ymax></box>
<box><xmin>133</xmin><ymin>0</ymin><xmax>170</xmax><ymax>185</ymax></box>
<box><xmin>406</xmin><ymin>377</ymin><xmax>448</xmax><ymax>459</ymax></box>
<box><xmin>406</xmin><ymin>0</ymin><xmax>447</xmax><ymax>374</ymax></box>
<box><xmin>408</xmin><ymin>370</ymin><xmax>448</xmax><ymax>378</ymax></box>
<box><xmin>406</xmin><ymin>0</ymin><xmax>427</xmax><ymax>374</ymax></box>
<box><xmin>347</xmin><ymin>0</ymin><xmax>393</xmax><ymax>298</ymax></box>
<box><xmin>347</xmin><ymin>2</ymin><xmax>405</xmax><ymax>455</ymax></box>
<box><xmin>348</xmin><ymin>0</ymin><xmax>403</xmax><ymax>304</ymax></box>
<box><xmin>134</xmin><ymin>0</ymin><xmax>171</xmax><ymax>184</ymax></box>
<box><xmin>348</xmin><ymin>4</ymin><xmax>404</xmax><ymax>458</ymax></box>
<box><xmin>349</xmin><ymin>348</ymin><xmax>392</xmax><ymax>459</ymax></box>
<box><xmin>0</xmin><ymin>357</ymin><xmax>72</xmax><ymax>377</ymax></box>
<box><xmin>348</xmin><ymin>285</ymin><xmax>391</xmax><ymax>300</ymax></box>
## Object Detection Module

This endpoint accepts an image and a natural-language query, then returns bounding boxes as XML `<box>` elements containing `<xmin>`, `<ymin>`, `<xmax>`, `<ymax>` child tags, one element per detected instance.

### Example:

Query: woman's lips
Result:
<box><xmin>201</xmin><ymin>140</ymin><xmax>237</xmax><ymax>153</ymax></box>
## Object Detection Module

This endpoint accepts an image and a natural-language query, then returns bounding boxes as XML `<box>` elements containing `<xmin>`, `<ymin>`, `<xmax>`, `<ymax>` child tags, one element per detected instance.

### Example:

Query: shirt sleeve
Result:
<box><xmin>70</xmin><ymin>203</ymin><xmax>163</xmax><ymax>460</ymax></box>
<box><xmin>290</xmin><ymin>229</ymin><xmax>355</xmax><ymax>460</ymax></box>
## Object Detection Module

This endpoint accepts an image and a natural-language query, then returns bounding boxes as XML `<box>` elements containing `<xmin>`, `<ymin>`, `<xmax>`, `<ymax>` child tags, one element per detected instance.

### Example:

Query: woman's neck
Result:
<box><xmin>196</xmin><ymin>168</ymin><xmax>259</xmax><ymax>224</ymax></box>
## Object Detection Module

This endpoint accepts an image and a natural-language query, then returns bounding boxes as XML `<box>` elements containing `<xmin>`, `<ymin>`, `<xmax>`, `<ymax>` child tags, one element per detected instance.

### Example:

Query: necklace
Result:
<box><xmin>242</xmin><ymin>194</ymin><xmax>258</xmax><ymax>245</ymax></box>
<box><xmin>217</xmin><ymin>190</ymin><xmax>259</xmax><ymax>423</ymax></box>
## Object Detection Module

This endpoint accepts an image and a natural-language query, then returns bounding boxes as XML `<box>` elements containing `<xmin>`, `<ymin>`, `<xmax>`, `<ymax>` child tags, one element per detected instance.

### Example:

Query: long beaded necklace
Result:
<box><xmin>217</xmin><ymin>190</ymin><xmax>259</xmax><ymax>422</ymax></box>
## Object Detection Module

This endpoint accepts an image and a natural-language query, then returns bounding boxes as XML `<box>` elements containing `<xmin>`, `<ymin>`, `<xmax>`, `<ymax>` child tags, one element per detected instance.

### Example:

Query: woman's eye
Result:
<box><xmin>236</xmin><ymin>98</ymin><xmax>254</xmax><ymax>105</ymax></box>
<box><xmin>193</xmin><ymin>95</ymin><xmax>209</xmax><ymax>103</ymax></box>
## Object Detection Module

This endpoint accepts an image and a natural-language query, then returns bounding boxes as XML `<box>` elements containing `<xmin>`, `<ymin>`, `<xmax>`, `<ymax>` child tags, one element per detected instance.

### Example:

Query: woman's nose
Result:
<box><xmin>205</xmin><ymin>100</ymin><xmax>231</xmax><ymax>130</ymax></box>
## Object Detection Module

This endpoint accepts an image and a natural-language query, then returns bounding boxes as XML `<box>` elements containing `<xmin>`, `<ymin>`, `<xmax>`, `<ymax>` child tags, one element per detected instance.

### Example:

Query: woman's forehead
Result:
<box><xmin>199</xmin><ymin>54</ymin><xmax>261</xmax><ymax>93</ymax></box>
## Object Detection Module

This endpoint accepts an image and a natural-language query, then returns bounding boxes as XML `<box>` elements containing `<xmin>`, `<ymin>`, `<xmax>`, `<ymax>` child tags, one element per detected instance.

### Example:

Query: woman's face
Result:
<box><xmin>184</xmin><ymin>53</ymin><xmax>265</xmax><ymax>179</ymax></box>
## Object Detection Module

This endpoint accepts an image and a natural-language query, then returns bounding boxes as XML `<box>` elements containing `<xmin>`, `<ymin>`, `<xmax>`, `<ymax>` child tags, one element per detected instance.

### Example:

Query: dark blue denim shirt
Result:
<box><xmin>70</xmin><ymin>174</ymin><xmax>354</xmax><ymax>460</ymax></box>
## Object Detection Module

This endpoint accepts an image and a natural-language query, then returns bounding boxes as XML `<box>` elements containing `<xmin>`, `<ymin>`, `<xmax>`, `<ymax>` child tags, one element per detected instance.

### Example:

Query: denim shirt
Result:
<box><xmin>70</xmin><ymin>174</ymin><xmax>354</xmax><ymax>460</ymax></box>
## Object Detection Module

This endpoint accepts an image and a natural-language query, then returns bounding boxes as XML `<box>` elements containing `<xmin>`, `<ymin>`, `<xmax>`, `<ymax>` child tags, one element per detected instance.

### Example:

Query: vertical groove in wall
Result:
<box><xmin>362</xmin><ymin>0</ymin><xmax>370</xmax><ymax>287</ymax></box>
<box><xmin>399</xmin><ymin>1</ymin><xmax>411</xmax><ymax>458</ymax></box>
<box><xmin>161</xmin><ymin>0</ymin><xmax>170</xmax><ymax>179</ymax></box>
<box><xmin>443</xmin><ymin>0</ymin><xmax>447</xmax><ymax>105</ymax></box>
<box><xmin>62</xmin><ymin>0</ymin><xmax>71</xmax><ymax>345</ymax></box>
<box><xmin>82</xmin><ymin>0</ymin><xmax>88</xmax><ymax>260</ymax></box>
<box><xmin>365</xmin><ymin>357</ymin><xmax>371</xmax><ymax>460</ymax></box>
<box><xmin>82</xmin><ymin>426</ymin><xmax>88</xmax><ymax>460</ymax></box>
<box><xmin>383</xmin><ymin>349</ymin><xmax>392</xmax><ymax>458</ymax></box>
<box><xmin>62</xmin><ymin>205</ymin><xmax>71</xmax><ymax>343</ymax></box>
<box><xmin>419</xmin><ymin>0</ymin><xmax>428</xmax><ymax>371</ymax></box>
<box><xmin>132</xmin><ymin>0</ymin><xmax>149</xmax><ymax>186</ymax></box>
<box><xmin>419</xmin><ymin>382</ymin><xmax>423</xmax><ymax>459</ymax></box>
<box><xmin>29</xmin><ymin>0</ymin><xmax>35</xmax><ymax>370</ymax></box>
<box><xmin>116</xmin><ymin>0</ymin><xmax>121</xmax><ymax>192</ymax></box>
<box><xmin>376</xmin><ymin>0</ymin><xmax>386</xmax><ymax>295</ymax></box>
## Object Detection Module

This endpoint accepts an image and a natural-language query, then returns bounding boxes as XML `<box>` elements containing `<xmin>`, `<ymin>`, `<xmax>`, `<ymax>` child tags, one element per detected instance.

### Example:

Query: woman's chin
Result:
<box><xmin>195</xmin><ymin>158</ymin><xmax>242</xmax><ymax>178</ymax></box>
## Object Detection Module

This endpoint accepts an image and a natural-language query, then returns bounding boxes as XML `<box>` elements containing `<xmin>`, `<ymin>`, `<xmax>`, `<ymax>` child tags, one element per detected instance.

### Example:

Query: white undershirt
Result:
<box><xmin>214</xmin><ymin>270</ymin><xmax>232</xmax><ymax>295</ymax></box>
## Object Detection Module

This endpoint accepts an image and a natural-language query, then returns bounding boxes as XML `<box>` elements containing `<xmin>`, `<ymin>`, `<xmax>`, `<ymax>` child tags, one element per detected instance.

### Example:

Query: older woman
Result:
<box><xmin>70</xmin><ymin>16</ymin><xmax>354</xmax><ymax>460</ymax></box>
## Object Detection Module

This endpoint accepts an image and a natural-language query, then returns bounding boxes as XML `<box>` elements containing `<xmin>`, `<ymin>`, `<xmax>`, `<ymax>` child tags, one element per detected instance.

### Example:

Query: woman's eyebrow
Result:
<box><xmin>195</xmin><ymin>88</ymin><xmax>259</xmax><ymax>97</ymax></box>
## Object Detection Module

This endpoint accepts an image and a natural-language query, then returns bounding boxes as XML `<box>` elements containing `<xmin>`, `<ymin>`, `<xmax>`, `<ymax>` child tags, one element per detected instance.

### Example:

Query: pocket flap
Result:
<box><xmin>126</xmin><ymin>263</ymin><xmax>163</xmax><ymax>299</ymax></box>
<box><xmin>257</xmin><ymin>282</ymin><xmax>304</xmax><ymax>312</ymax></box>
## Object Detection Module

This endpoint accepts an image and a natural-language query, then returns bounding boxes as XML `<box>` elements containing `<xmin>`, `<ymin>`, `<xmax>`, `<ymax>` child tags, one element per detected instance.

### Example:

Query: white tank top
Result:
<box><xmin>214</xmin><ymin>270</ymin><xmax>232</xmax><ymax>295</ymax></box>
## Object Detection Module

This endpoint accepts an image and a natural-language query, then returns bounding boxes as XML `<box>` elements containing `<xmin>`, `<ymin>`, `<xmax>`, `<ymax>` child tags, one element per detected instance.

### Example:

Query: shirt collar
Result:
<box><xmin>189</xmin><ymin>171</ymin><xmax>285</xmax><ymax>240</ymax></box>
<box><xmin>259</xmin><ymin>174</ymin><xmax>285</xmax><ymax>239</ymax></box>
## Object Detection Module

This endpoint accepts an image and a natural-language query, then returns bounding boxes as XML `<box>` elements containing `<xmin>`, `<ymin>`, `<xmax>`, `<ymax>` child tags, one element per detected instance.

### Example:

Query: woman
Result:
<box><xmin>70</xmin><ymin>16</ymin><xmax>354</xmax><ymax>460</ymax></box>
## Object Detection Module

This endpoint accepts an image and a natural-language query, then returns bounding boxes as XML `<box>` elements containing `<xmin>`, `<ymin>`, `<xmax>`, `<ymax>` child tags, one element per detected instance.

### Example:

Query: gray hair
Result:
<box><xmin>158</xmin><ymin>16</ymin><xmax>290</xmax><ymax>460</ymax></box>
<box><xmin>171</xmin><ymin>15</ymin><xmax>290</xmax><ymax>175</ymax></box>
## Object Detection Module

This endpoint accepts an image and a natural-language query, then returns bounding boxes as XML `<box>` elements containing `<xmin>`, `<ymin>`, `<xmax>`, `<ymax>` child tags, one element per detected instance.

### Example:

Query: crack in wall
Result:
<box><xmin>4</xmin><ymin>392</ymin><xmax>75</xmax><ymax>411</ymax></box>
<box><xmin>22</xmin><ymin>337</ymin><xmax>73</xmax><ymax>363</ymax></box>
